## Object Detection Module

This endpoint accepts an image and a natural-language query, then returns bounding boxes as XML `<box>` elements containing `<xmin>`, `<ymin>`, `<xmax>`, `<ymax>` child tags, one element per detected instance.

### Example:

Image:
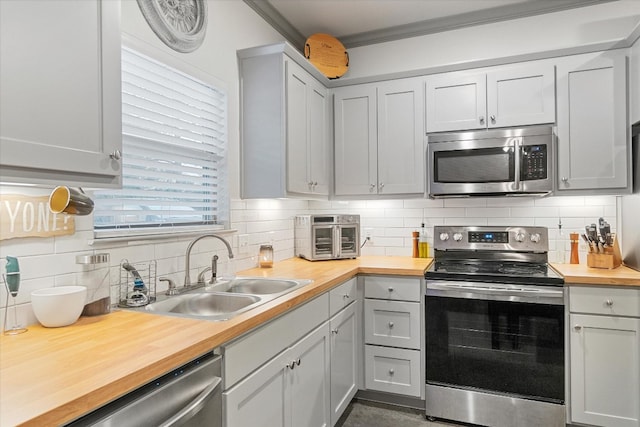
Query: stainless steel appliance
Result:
<box><xmin>295</xmin><ymin>214</ymin><xmax>360</xmax><ymax>261</ymax></box>
<box><xmin>425</xmin><ymin>226</ymin><xmax>565</xmax><ymax>427</ymax></box>
<box><xmin>427</xmin><ymin>125</ymin><xmax>554</xmax><ymax>198</ymax></box>
<box><xmin>620</xmin><ymin>121</ymin><xmax>639</xmax><ymax>271</ymax></box>
<box><xmin>66</xmin><ymin>352</ymin><xmax>222</xmax><ymax>427</ymax></box>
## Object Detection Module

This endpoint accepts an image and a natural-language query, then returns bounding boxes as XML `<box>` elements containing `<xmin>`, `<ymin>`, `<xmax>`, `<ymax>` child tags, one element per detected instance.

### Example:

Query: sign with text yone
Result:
<box><xmin>0</xmin><ymin>195</ymin><xmax>75</xmax><ymax>240</ymax></box>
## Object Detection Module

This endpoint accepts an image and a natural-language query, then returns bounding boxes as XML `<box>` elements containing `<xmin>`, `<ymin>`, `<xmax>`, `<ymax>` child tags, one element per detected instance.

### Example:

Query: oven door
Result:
<box><xmin>336</xmin><ymin>224</ymin><xmax>359</xmax><ymax>258</ymax></box>
<box><xmin>426</xmin><ymin>280</ymin><xmax>564</xmax><ymax>403</ymax></box>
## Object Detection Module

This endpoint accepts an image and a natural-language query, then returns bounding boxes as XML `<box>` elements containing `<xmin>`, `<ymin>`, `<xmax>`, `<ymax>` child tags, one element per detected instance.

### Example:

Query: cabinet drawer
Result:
<box><xmin>364</xmin><ymin>299</ymin><xmax>421</xmax><ymax>349</ymax></box>
<box><xmin>570</xmin><ymin>286</ymin><xmax>640</xmax><ymax>317</ymax></box>
<box><xmin>364</xmin><ymin>276</ymin><xmax>421</xmax><ymax>302</ymax></box>
<box><xmin>329</xmin><ymin>277</ymin><xmax>357</xmax><ymax>317</ymax></box>
<box><xmin>364</xmin><ymin>345</ymin><xmax>421</xmax><ymax>397</ymax></box>
<box><xmin>223</xmin><ymin>293</ymin><xmax>329</xmax><ymax>387</ymax></box>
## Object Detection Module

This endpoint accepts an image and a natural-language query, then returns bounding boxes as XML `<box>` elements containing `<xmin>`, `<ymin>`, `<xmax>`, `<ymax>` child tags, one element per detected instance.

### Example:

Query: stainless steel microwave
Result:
<box><xmin>295</xmin><ymin>215</ymin><xmax>360</xmax><ymax>261</ymax></box>
<box><xmin>427</xmin><ymin>126</ymin><xmax>554</xmax><ymax>198</ymax></box>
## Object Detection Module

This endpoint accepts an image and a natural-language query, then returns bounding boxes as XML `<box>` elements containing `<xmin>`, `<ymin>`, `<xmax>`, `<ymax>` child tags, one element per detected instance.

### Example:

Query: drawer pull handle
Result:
<box><xmin>388</xmin><ymin>322</ymin><xmax>394</xmax><ymax>329</ymax></box>
<box><xmin>605</xmin><ymin>299</ymin><xmax>614</xmax><ymax>307</ymax></box>
<box><xmin>574</xmin><ymin>324</ymin><xmax>582</xmax><ymax>331</ymax></box>
<box><xmin>389</xmin><ymin>368</ymin><xmax>394</xmax><ymax>376</ymax></box>
<box><xmin>296</xmin><ymin>358</ymin><xmax>301</xmax><ymax>366</ymax></box>
<box><xmin>343</xmin><ymin>294</ymin><xmax>350</xmax><ymax>299</ymax></box>
<box><xmin>388</xmin><ymin>287</ymin><xmax>394</xmax><ymax>293</ymax></box>
<box><xmin>332</xmin><ymin>329</ymin><xmax>339</xmax><ymax>335</ymax></box>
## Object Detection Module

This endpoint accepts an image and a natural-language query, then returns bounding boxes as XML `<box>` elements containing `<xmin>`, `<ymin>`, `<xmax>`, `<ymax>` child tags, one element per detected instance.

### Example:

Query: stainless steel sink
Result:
<box><xmin>144</xmin><ymin>277</ymin><xmax>312</xmax><ymax>321</ymax></box>
<box><xmin>145</xmin><ymin>293</ymin><xmax>262</xmax><ymax>321</ymax></box>
<box><xmin>208</xmin><ymin>277</ymin><xmax>312</xmax><ymax>295</ymax></box>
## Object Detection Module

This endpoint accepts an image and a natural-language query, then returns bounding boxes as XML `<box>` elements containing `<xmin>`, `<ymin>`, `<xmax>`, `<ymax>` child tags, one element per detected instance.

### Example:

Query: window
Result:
<box><xmin>93</xmin><ymin>47</ymin><xmax>228</xmax><ymax>239</ymax></box>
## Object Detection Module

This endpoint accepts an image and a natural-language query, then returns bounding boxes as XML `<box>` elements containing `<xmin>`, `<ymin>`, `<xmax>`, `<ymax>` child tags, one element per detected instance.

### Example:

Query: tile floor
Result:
<box><xmin>337</xmin><ymin>399</ymin><xmax>464</xmax><ymax>427</ymax></box>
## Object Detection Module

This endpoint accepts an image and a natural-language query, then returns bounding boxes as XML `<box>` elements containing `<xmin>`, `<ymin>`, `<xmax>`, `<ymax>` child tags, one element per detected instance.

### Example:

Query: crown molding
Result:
<box><xmin>244</xmin><ymin>0</ymin><xmax>618</xmax><ymax>50</ymax></box>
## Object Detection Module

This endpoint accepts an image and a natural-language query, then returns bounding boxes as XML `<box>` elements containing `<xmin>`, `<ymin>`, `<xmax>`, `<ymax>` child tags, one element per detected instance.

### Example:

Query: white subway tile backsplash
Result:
<box><xmin>0</xmin><ymin>192</ymin><xmax>617</xmax><ymax>331</ymax></box>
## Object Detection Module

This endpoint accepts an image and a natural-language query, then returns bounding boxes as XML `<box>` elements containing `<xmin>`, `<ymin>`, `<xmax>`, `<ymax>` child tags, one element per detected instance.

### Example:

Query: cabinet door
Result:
<box><xmin>0</xmin><ymin>0</ymin><xmax>121</xmax><ymax>188</ymax></box>
<box><xmin>290</xmin><ymin>322</ymin><xmax>331</xmax><ymax>427</ymax></box>
<box><xmin>224</xmin><ymin>350</ymin><xmax>290</xmax><ymax>427</ymax></box>
<box><xmin>286</xmin><ymin>60</ymin><xmax>312</xmax><ymax>195</ymax></box>
<box><xmin>570</xmin><ymin>314</ymin><xmax>640</xmax><ymax>427</ymax></box>
<box><xmin>556</xmin><ymin>50</ymin><xmax>629</xmax><ymax>192</ymax></box>
<box><xmin>486</xmin><ymin>63</ymin><xmax>555</xmax><ymax>128</ymax></box>
<box><xmin>425</xmin><ymin>71</ymin><xmax>487</xmax><ymax>132</ymax></box>
<box><xmin>377</xmin><ymin>79</ymin><xmax>425</xmax><ymax>195</ymax></box>
<box><xmin>334</xmin><ymin>84</ymin><xmax>378</xmax><ymax>196</ymax></box>
<box><xmin>308</xmin><ymin>78</ymin><xmax>329</xmax><ymax>195</ymax></box>
<box><xmin>330</xmin><ymin>303</ymin><xmax>358</xmax><ymax>426</ymax></box>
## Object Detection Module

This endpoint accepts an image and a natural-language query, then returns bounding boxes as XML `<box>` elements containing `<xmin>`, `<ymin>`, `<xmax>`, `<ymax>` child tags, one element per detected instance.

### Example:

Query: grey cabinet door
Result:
<box><xmin>0</xmin><ymin>0</ymin><xmax>122</xmax><ymax>188</ymax></box>
<box><xmin>334</xmin><ymin>84</ymin><xmax>378</xmax><ymax>196</ymax></box>
<box><xmin>556</xmin><ymin>50</ymin><xmax>629</xmax><ymax>193</ymax></box>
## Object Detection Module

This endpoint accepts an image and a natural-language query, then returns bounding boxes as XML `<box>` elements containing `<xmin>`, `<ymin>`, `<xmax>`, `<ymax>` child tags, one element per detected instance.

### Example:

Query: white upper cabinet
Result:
<box><xmin>556</xmin><ymin>49</ymin><xmax>630</xmax><ymax>193</ymax></box>
<box><xmin>632</xmin><ymin>36</ymin><xmax>640</xmax><ymax>125</ymax></box>
<box><xmin>239</xmin><ymin>46</ymin><xmax>329</xmax><ymax>199</ymax></box>
<box><xmin>286</xmin><ymin>61</ymin><xmax>329</xmax><ymax>196</ymax></box>
<box><xmin>334</xmin><ymin>78</ymin><xmax>424</xmax><ymax>197</ymax></box>
<box><xmin>425</xmin><ymin>62</ymin><xmax>555</xmax><ymax>132</ymax></box>
<box><xmin>0</xmin><ymin>0</ymin><xmax>122</xmax><ymax>188</ymax></box>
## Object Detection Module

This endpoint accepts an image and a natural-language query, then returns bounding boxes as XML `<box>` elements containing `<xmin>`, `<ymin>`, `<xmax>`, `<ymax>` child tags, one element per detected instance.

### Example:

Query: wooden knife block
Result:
<box><xmin>586</xmin><ymin>237</ymin><xmax>622</xmax><ymax>269</ymax></box>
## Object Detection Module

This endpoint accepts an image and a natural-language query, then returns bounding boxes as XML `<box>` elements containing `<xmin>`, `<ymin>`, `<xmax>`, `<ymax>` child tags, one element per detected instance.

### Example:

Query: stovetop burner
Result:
<box><xmin>426</xmin><ymin>225</ymin><xmax>564</xmax><ymax>286</ymax></box>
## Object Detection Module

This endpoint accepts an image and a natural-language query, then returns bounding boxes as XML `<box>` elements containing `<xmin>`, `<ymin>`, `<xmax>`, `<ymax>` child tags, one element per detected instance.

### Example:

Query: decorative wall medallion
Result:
<box><xmin>137</xmin><ymin>0</ymin><xmax>207</xmax><ymax>53</ymax></box>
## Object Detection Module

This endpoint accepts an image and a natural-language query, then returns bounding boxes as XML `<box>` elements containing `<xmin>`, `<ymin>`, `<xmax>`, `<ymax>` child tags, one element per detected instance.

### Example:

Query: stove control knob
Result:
<box><xmin>515</xmin><ymin>232</ymin><xmax>526</xmax><ymax>242</ymax></box>
<box><xmin>530</xmin><ymin>233</ymin><xmax>541</xmax><ymax>243</ymax></box>
<box><xmin>439</xmin><ymin>232</ymin><xmax>449</xmax><ymax>241</ymax></box>
<box><xmin>453</xmin><ymin>233</ymin><xmax>463</xmax><ymax>242</ymax></box>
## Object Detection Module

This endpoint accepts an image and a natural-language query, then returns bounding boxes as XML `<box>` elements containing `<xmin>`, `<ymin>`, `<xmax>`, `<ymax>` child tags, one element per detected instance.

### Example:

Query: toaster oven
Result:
<box><xmin>295</xmin><ymin>215</ymin><xmax>360</xmax><ymax>261</ymax></box>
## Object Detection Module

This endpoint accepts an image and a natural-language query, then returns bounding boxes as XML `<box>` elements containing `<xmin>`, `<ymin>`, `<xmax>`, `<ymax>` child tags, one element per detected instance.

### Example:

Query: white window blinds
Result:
<box><xmin>93</xmin><ymin>47</ymin><xmax>228</xmax><ymax>239</ymax></box>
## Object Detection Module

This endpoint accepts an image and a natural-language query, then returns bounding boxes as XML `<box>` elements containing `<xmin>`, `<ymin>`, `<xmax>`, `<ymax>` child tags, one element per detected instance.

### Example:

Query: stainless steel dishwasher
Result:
<box><xmin>66</xmin><ymin>352</ymin><xmax>222</xmax><ymax>427</ymax></box>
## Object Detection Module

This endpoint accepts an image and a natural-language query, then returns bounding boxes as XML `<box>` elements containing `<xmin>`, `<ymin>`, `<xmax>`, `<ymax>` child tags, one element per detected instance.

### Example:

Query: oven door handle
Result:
<box><xmin>426</xmin><ymin>280</ymin><xmax>564</xmax><ymax>305</ymax></box>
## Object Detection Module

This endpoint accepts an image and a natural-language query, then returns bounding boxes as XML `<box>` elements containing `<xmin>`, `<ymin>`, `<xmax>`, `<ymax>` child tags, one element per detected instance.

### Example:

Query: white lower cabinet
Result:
<box><xmin>569</xmin><ymin>286</ymin><xmax>640</xmax><ymax>427</ymax></box>
<box><xmin>225</xmin><ymin>321</ymin><xmax>331</xmax><ymax>427</ymax></box>
<box><xmin>330</xmin><ymin>302</ymin><xmax>358</xmax><ymax>426</ymax></box>
<box><xmin>362</xmin><ymin>276</ymin><xmax>423</xmax><ymax>398</ymax></box>
<box><xmin>223</xmin><ymin>278</ymin><xmax>363</xmax><ymax>427</ymax></box>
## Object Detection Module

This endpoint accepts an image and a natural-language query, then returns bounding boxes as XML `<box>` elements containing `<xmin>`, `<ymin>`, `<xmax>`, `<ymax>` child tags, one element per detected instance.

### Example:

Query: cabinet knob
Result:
<box><xmin>605</xmin><ymin>299</ymin><xmax>614</xmax><ymax>307</ymax></box>
<box><xmin>490</xmin><ymin>115</ymin><xmax>496</xmax><ymax>123</ymax></box>
<box><xmin>479</xmin><ymin>116</ymin><xmax>485</xmax><ymax>124</ymax></box>
<box><xmin>370</xmin><ymin>183</ymin><xmax>376</xmax><ymax>192</ymax></box>
<box><xmin>388</xmin><ymin>322</ymin><xmax>394</xmax><ymax>329</ymax></box>
<box><xmin>388</xmin><ymin>287</ymin><xmax>394</xmax><ymax>293</ymax></box>
<box><xmin>388</xmin><ymin>368</ymin><xmax>394</xmax><ymax>376</ymax></box>
<box><xmin>109</xmin><ymin>149</ymin><xmax>122</xmax><ymax>160</ymax></box>
<box><xmin>561</xmin><ymin>177</ymin><xmax>568</xmax><ymax>183</ymax></box>
<box><xmin>379</xmin><ymin>182</ymin><xmax>384</xmax><ymax>190</ymax></box>
<box><xmin>343</xmin><ymin>294</ymin><xmax>350</xmax><ymax>299</ymax></box>
<box><xmin>332</xmin><ymin>329</ymin><xmax>339</xmax><ymax>335</ymax></box>
<box><xmin>574</xmin><ymin>324</ymin><xmax>582</xmax><ymax>331</ymax></box>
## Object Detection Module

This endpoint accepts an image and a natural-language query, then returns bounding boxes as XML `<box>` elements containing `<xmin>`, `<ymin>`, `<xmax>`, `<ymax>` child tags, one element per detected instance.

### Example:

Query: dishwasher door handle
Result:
<box><xmin>159</xmin><ymin>376</ymin><xmax>222</xmax><ymax>427</ymax></box>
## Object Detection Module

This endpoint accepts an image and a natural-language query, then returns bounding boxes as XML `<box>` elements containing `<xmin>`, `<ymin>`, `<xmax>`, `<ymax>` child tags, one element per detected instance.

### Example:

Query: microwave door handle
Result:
<box><xmin>513</xmin><ymin>137</ymin><xmax>521</xmax><ymax>190</ymax></box>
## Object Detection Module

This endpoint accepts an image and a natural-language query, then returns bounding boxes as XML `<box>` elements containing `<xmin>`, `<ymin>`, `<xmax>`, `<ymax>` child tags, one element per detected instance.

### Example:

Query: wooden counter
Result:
<box><xmin>551</xmin><ymin>263</ymin><xmax>640</xmax><ymax>286</ymax></box>
<box><xmin>0</xmin><ymin>256</ymin><xmax>431</xmax><ymax>427</ymax></box>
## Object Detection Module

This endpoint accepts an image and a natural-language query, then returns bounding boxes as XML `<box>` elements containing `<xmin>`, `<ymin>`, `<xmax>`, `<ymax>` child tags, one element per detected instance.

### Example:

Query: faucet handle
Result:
<box><xmin>160</xmin><ymin>278</ymin><xmax>179</xmax><ymax>296</ymax></box>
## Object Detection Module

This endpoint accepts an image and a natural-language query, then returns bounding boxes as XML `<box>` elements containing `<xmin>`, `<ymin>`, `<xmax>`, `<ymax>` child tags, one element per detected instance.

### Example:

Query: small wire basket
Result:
<box><xmin>118</xmin><ymin>259</ymin><xmax>157</xmax><ymax>308</ymax></box>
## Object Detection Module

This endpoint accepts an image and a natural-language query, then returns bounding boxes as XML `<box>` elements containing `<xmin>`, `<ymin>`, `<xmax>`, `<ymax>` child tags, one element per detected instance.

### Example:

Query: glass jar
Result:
<box><xmin>259</xmin><ymin>244</ymin><xmax>273</xmax><ymax>268</ymax></box>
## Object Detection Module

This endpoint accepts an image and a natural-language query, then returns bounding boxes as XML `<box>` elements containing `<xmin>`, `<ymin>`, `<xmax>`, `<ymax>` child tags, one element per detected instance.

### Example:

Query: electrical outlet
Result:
<box><xmin>365</xmin><ymin>228</ymin><xmax>373</xmax><ymax>245</ymax></box>
<box><xmin>238</xmin><ymin>234</ymin><xmax>249</xmax><ymax>254</ymax></box>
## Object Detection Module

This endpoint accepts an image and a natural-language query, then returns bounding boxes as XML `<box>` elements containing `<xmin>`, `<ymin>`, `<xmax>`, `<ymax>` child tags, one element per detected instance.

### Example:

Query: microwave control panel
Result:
<box><xmin>521</xmin><ymin>145</ymin><xmax>548</xmax><ymax>180</ymax></box>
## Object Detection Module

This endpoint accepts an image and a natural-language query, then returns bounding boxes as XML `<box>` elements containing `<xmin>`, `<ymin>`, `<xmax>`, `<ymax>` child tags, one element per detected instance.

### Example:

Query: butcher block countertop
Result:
<box><xmin>551</xmin><ymin>263</ymin><xmax>640</xmax><ymax>286</ymax></box>
<box><xmin>0</xmin><ymin>256</ymin><xmax>431</xmax><ymax>427</ymax></box>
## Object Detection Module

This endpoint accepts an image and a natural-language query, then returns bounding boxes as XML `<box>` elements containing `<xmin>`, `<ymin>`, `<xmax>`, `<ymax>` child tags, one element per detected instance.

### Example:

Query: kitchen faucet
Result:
<box><xmin>184</xmin><ymin>234</ymin><xmax>234</xmax><ymax>287</ymax></box>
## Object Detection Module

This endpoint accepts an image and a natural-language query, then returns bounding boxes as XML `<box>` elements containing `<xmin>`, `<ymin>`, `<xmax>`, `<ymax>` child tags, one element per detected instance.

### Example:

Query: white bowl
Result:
<box><xmin>31</xmin><ymin>286</ymin><xmax>87</xmax><ymax>327</ymax></box>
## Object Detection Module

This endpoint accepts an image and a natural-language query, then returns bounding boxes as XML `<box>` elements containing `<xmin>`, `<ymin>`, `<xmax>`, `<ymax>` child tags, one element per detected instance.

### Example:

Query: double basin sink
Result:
<box><xmin>144</xmin><ymin>277</ymin><xmax>312</xmax><ymax>321</ymax></box>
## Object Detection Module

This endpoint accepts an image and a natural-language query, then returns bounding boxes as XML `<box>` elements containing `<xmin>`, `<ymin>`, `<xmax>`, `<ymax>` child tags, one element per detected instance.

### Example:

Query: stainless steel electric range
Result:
<box><xmin>425</xmin><ymin>225</ymin><xmax>565</xmax><ymax>427</ymax></box>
